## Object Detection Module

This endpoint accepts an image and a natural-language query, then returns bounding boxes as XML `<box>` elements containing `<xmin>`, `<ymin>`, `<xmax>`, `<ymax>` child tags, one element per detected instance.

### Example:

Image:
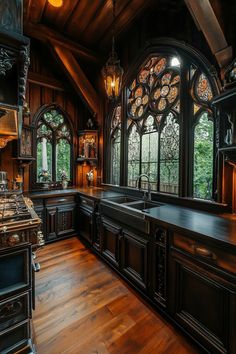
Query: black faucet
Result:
<box><xmin>135</xmin><ymin>174</ymin><xmax>152</xmax><ymax>201</ymax></box>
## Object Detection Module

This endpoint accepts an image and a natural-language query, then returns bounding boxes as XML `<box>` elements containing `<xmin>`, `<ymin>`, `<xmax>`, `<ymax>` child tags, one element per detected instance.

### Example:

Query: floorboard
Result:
<box><xmin>33</xmin><ymin>237</ymin><xmax>201</xmax><ymax>354</ymax></box>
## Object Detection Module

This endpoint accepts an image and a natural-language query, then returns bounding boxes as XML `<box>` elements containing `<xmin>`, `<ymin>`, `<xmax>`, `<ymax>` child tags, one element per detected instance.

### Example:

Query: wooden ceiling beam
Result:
<box><xmin>50</xmin><ymin>42</ymin><xmax>99</xmax><ymax>115</ymax></box>
<box><xmin>184</xmin><ymin>0</ymin><xmax>232</xmax><ymax>68</ymax></box>
<box><xmin>24</xmin><ymin>22</ymin><xmax>101</xmax><ymax>63</ymax></box>
<box><xmin>28</xmin><ymin>71</ymin><xmax>65</xmax><ymax>92</ymax></box>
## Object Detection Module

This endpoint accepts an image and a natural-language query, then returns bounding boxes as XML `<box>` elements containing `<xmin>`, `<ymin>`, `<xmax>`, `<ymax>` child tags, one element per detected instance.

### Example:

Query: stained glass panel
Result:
<box><xmin>160</xmin><ymin>113</ymin><xmax>179</xmax><ymax>194</ymax></box>
<box><xmin>193</xmin><ymin>112</ymin><xmax>213</xmax><ymax>200</ymax></box>
<box><xmin>128</xmin><ymin>125</ymin><xmax>140</xmax><ymax>187</ymax></box>
<box><xmin>36</xmin><ymin>108</ymin><xmax>72</xmax><ymax>184</ymax></box>
<box><xmin>141</xmin><ymin>132</ymin><xmax>158</xmax><ymax>190</ymax></box>
<box><xmin>111</xmin><ymin>129</ymin><xmax>121</xmax><ymax>185</ymax></box>
<box><xmin>44</xmin><ymin>110</ymin><xmax>64</xmax><ymax>129</ymax></box>
<box><xmin>196</xmin><ymin>73</ymin><xmax>213</xmax><ymax>102</ymax></box>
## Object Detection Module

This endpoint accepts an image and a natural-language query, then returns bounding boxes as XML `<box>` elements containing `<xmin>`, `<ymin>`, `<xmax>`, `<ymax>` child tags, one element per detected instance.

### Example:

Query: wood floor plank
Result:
<box><xmin>33</xmin><ymin>237</ymin><xmax>201</xmax><ymax>354</ymax></box>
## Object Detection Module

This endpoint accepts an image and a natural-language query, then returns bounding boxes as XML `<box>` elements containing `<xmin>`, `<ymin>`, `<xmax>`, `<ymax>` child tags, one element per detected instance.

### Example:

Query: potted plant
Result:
<box><xmin>60</xmin><ymin>170</ymin><xmax>69</xmax><ymax>189</ymax></box>
<box><xmin>38</xmin><ymin>169</ymin><xmax>51</xmax><ymax>189</ymax></box>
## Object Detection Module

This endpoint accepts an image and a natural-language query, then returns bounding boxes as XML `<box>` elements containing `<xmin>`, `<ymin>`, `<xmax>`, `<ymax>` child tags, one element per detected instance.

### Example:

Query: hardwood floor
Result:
<box><xmin>33</xmin><ymin>237</ymin><xmax>201</xmax><ymax>354</ymax></box>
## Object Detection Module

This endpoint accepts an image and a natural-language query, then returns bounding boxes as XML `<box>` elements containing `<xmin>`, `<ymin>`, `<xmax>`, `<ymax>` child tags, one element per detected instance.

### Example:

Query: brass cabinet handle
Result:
<box><xmin>193</xmin><ymin>245</ymin><xmax>217</xmax><ymax>260</ymax></box>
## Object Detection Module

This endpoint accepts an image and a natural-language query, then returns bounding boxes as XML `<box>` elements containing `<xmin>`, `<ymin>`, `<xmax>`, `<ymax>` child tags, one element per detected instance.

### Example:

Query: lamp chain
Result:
<box><xmin>112</xmin><ymin>0</ymin><xmax>116</xmax><ymax>58</ymax></box>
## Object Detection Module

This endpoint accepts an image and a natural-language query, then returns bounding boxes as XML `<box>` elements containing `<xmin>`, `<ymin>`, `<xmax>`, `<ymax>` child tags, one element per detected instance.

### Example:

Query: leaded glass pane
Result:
<box><xmin>195</xmin><ymin>73</ymin><xmax>213</xmax><ymax>102</ymax></box>
<box><xmin>128</xmin><ymin>125</ymin><xmax>140</xmax><ymax>187</ymax></box>
<box><xmin>44</xmin><ymin>110</ymin><xmax>64</xmax><ymax>129</ymax></box>
<box><xmin>56</xmin><ymin>139</ymin><xmax>71</xmax><ymax>181</ymax></box>
<box><xmin>111</xmin><ymin>129</ymin><xmax>121</xmax><ymax>185</ymax></box>
<box><xmin>36</xmin><ymin>108</ymin><xmax>72</xmax><ymax>185</ymax></box>
<box><xmin>141</xmin><ymin>132</ymin><xmax>158</xmax><ymax>190</ymax></box>
<box><xmin>193</xmin><ymin>112</ymin><xmax>213</xmax><ymax>200</ymax></box>
<box><xmin>37</xmin><ymin>139</ymin><xmax>52</xmax><ymax>182</ymax></box>
<box><xmin>160</xmin><ymin>113</ymin><xmax>179</xmax><ymax>194</ymax></box>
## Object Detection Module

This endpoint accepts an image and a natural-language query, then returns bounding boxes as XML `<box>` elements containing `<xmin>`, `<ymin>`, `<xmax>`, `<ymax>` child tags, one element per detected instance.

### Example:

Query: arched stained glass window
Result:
<box><xmin>110</xmin><ymin>105</ymin><xmax>121</xmax><ymax>185</ymax></box>
<box><xmin>107</xmin><ymin>42</ymin><xmax>218</xmax><ymax>201</ymax></box>
<box><xmin>127</xmin><ymin>55</ymin><xmax>180</xmax><ymax>194</ymax></box>
<box><xmin>36</xmin><ymin>107</ymin><xmax>72</xmax><ymax>185</ymax></box>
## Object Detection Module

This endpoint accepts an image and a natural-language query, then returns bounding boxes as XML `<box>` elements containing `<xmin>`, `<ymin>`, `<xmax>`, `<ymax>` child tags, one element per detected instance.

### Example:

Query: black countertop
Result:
<box><xmin>144</xmin><ymin>204</ymin><xmax>236</xmax><ymax>249</ymax></box>
<box><xmin>28</xmin><ymin>187</ymin><xmax>125</xmax><ymax>200</ymax></box>
<box><xmin>28</xmin><ymin>187</ymin><xmax>236</xmax><ymax>250</ymax></box>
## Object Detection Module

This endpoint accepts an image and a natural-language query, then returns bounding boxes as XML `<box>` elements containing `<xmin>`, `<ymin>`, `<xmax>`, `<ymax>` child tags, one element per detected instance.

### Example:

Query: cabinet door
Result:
<box><xmin>170</xmin><ymin>251</ymin><xmax>236</xmax><ymax>354</ymax></box>
<box><xmin>45</xmin><ymin>207</ymin><xmax>57</xmax><ymax>241</ymax></box>
<box><xmin>100</xmin><ymin>218</ymin><xmax>121</xmax><ymax>268</ymax></box>
<box><xmin>121</xmin><ymin>231</ymin><xmax>148</xmax><ymax>291</ymax></box>
<box><xmin>57</xmin><ymin>204</ymin><xmax>76</xmax><ymax>238</ymax></box>
<box><xmin>78</xmin><ymin>207</ymin><xmax>93</xmax><ymax>244</ymax></box>
<box><xmin>34</xmin><ymin>205</ymin><xmax>45</xmax><ymax>236</ymax></box>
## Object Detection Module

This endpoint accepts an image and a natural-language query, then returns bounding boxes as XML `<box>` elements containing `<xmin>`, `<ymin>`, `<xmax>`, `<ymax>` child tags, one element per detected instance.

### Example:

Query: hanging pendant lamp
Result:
<box><xmin>102</xmin><ymin>0</ymin><xmax>123</xmax><ymax>100</ymax></box>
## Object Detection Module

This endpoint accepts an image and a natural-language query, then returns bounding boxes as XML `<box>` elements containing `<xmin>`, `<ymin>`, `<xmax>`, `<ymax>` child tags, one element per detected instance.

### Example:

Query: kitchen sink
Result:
<box><xmin>104</xmin><ymin>195</ymin><xmax>138</xmax><ymax>203</ymax></box>
<box><xmin>126</xmin><ymin>200</ymin><xmax>163</xmax><ymax>211</ymax></box>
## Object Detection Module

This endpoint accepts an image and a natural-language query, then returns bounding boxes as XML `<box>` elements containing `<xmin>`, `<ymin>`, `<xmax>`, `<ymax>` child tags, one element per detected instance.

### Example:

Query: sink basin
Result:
<box><xmin>105</xmin><ymin>195</ymin><xmax>138</xmax><ymax>204</ymax></box>
<box><xmin>127</xmin><ymin>201</ymin><xmax>163</xmax><ymax>212</ymax></box>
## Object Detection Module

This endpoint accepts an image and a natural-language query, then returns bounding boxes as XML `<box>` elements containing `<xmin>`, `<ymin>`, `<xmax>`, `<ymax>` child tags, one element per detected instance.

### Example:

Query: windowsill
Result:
<box><xmin>101</xmin><ymin>184</ymin><xmax>230</xmax><ymax>214</ymax></box>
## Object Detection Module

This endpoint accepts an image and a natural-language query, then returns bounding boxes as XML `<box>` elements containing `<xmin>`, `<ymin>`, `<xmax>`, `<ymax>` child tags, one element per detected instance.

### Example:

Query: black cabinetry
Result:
<box><xmin>32</xmin><ymin>194</ymin><xmax>77</xmax><ymax>244</ymax></box>
<box><xmin>0</xmin><ymin>244</ymin><xmax>35</xmax><ymax>353</ymax></box>
<box><xmin>170</xmin><ymin>232</ymin><xmax>236</xmax><ymax>354</ymax></box>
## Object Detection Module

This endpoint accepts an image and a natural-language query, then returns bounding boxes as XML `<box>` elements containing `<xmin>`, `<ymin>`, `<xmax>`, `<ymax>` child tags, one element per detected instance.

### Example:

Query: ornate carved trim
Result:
<box><xmin>19</xmin><ymin>44</ymin><xmax>30</xmax><ymax>105</ymax></box>
<box><xmin>0</xmin><ymin>47</ymin><xmax>16</xmax><ymax>76</ymax></box>
<box><xmin>224</xmin><ymin>59</ymin><xmax>236</xmax><ymax>89</ymax></box>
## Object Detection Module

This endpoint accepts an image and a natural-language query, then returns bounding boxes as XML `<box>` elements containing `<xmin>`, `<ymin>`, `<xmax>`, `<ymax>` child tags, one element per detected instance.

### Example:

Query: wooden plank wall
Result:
<box><xmin>0</xmin><ymin>43</ymin><xmax>82</xmax><ymax>191</ymax></box>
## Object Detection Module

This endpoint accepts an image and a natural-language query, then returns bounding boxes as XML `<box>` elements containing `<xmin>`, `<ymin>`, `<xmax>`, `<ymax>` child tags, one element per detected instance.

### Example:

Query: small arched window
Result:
<box><xmin>35</xmin><ymin>106</ymin><xmax>73</xmax><ymax>186</ymax></box>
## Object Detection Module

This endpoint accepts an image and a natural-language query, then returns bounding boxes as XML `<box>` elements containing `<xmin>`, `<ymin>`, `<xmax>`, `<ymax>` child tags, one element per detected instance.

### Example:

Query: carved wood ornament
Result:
<box><xmin>0</xmin><ymin>48</ymin><xmax>16</xmax><ymax>76</ymax></box>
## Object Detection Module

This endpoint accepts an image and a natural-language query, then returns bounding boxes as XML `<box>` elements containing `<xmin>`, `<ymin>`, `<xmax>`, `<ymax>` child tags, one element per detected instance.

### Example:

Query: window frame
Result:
<box><xmin>30</xmin><ymin>104</ymin><xmax>74</xmax><ymax>190</ymax></box>
<box><xmin>105</xmin><ymin>39</ymin><xmax>220</xmax><ymax>202</ymax></box>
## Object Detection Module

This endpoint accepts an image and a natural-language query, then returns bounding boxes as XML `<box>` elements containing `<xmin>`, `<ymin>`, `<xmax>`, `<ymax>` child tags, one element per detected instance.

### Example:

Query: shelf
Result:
<box><xmin>211</xmin><ymin>88</ymin><xmax>236</xmax><ymax>110</ymax></box>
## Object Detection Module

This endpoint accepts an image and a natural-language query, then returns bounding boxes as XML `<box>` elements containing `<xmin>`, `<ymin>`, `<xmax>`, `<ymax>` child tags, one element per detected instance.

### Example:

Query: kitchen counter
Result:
<box><xmin>144</xmin><ymin>204</ymin><xmax>236</xmax><ymax>249</ymax></box>
<box><xmin>28</xmin><ymin>187</ymin><xmax>124</xmax><ymax>200</ymax></box>
<box><xmin>28</xmin><ymin>187</ymin><xmax>236</xmax><ymax>250</ymax></box>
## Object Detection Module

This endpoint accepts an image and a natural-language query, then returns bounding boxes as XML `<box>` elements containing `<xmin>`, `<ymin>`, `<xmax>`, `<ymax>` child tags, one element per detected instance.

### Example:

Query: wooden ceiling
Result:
<box><xmin>24</xmin><ymin>0</ymin><xmax>155</xmax><ymax>51</ymax></box>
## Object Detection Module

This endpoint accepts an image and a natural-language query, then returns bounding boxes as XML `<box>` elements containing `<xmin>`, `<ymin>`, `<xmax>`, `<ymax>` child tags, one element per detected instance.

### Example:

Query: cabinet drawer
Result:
<box><xmin>79</xmin><ymin>196</ymin><xmax>95</xmax><ymax>210</ymax></box>
<box><xmin>0</xmin><ymin>292</ymin><xmax>30</xmax><ymax>332</ymax></box>
<box><xmin>173</xmin><ymin>232</ymin><xmax>236</xmax><ymax>275</ymax></box>
<box><xmin>0</xmin><ymin>320</ymin><xmax>30</xmax><ymax>353</ymax></box>
<box><xmin>45</xmin><ymin>196</ymin><xmax>75</xmax><ymax>205</ymax></box>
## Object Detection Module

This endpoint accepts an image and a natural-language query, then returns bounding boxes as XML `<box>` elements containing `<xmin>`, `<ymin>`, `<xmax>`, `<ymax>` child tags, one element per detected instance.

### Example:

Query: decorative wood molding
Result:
<box><xmin>184</xmin><ymin>0</ymin><xmax>232</xmax><ymax>68</ymax></box>
<box><xmin>19</xmin><ymin>44</ymin><xmax>30</xmax><ymax>105</ymax></box>
<box><xmin>24</xmin><ymin>22</ymin><xmax>100</xmax><ymax>63</ymax></box>
<box><xmin>50</xmin><ymin>43</ymin><xmax>99</xmax><ymax>115</ymax></box>
<box><xmin>0</xmin><ymin>47</ymin><xmax>16</xmax><ymax>76</ymax></box>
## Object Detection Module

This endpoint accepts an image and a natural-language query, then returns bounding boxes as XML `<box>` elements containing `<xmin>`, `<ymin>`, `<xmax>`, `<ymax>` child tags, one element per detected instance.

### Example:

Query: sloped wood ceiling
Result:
<box><xmin>24</xmin><ymin>0</ymin><xmax>155</xmax><ymax>50</ymax></box>
<box><xmin>24</xmin><ymin>0</ymin><xmax>236</xmax><ymax>113</ymax></box>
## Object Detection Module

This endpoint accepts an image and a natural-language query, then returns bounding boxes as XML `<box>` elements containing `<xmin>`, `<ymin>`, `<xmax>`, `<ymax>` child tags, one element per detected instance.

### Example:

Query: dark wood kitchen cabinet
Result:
<box><xmin>170</xmin><ymin>232</ymin><xmax>236</xmax><ymax>354</ymax></box>
<box><xmin>0</xmin><ymin>244</ymin><xmax>34</xmax><ymax>353</ymax></box>
<box><xmin>120</xmin><ymin>230</ymin><xmax>149</xmax><ymax>291</ymax></box>
<box><xmin>32</xmin><ymin>195</ymin><xmax>77</xmax><ymax>243</ymax></box>
<box><xmin>78</xmin><ymin>196</ymin><xmax>97</xmax><ymax>245</ymax></box>
<box><xmin>100</xmin><ymin>217</ymin><xmax>121</xmax><ymax>268</ymax></box>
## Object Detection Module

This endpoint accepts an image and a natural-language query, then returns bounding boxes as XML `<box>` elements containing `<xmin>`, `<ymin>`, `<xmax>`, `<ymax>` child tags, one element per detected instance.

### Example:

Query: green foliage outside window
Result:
<box><xmin>193</xmin><ymin>112</ymin><xmax>213</xmax><ymax>200</ymax></box>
